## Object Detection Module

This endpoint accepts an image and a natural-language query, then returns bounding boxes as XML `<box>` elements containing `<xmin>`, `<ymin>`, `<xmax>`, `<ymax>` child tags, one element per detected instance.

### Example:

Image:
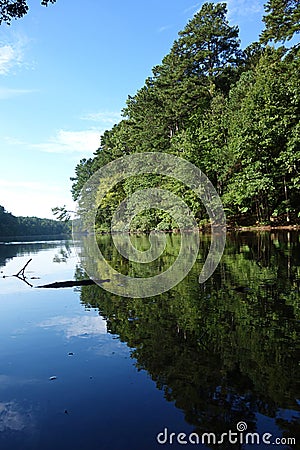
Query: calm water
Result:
<box><xmin>0</xmin><ymin>233</ymin><xmax>299</xmax><ymax>449</ymax></box>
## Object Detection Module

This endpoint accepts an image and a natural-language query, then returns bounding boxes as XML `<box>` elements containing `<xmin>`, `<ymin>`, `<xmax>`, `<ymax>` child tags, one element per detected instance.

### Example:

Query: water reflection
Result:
<box><xmin>78</xmin><ymin>231</ymin><xmax>300</xmax><ymax>443</ymax></box>
<box><xmin>39</xmin><ymin>315</ymin><xmax>107</xmax><ymax>338</ymax></box>
<box><xmin>0</xmin><ymin>401</ymin><xmax>34</xmax><ymax>432</ymax></box>
<box><xmin>0</xmin><ymin>233</ymin><xmax>299</xmax><ymax>449</ymax></box>
<box><xmin>0</xmin><ymin>400</ymin><xmax>38</xmax><ymax>450</ymax></box>
<box><xmin>0</xmin><ymin>239</ymin><xmax>71</xmax><ymax>269</ymax></box>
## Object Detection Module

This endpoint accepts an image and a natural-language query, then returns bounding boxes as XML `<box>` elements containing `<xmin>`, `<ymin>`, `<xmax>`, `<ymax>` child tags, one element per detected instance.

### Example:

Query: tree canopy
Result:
<box><xmin>260</xmin><ymin>0</ymin><xmax>300</xmax><ymax>43</ymax></box>
<box><xmin>0</xmin><ymin>0</ymin><xmax>56</xmax><ymax>25</ymax></box>
<box><xmin>71</xmin><ymin>2</ymin><xmax>300</xmax><ymax>230</ymax></box>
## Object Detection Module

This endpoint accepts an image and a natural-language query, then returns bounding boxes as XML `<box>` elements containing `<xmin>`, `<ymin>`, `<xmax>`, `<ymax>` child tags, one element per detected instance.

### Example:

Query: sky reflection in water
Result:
<box><xmin>0</xmin><ymin>235</ymin><xmax>299</xmax><ymax>449</ymax></box>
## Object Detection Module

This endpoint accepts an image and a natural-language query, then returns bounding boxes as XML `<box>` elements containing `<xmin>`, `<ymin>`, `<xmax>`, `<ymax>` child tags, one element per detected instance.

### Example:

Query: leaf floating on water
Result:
<box><xmin>49</xmin><ymin>376</ymin><xmax>57</xmax><ymax>381</ymax></box>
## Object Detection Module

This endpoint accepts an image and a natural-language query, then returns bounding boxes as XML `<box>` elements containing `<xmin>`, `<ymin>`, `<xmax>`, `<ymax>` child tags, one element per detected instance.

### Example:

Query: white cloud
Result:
<box><xmin>185</xmin><ymin>0</ymin><xmax>264</xmax><ymax>19</ymax></box>
<box><xmin>0</xmin><ymin>45</ymin><xmax>16</xmax><ymax>74</ymax></box>
<box><xmin>0</xmin><ymin>87</ymin><xmax>36</xmax><ymax>99</ymax></box>
<box><xmin>184</xmin><ymin>3</ymin><xmax>201</xmax><ymax>14</ymax></box>
<box><xmin>0</xmin><ymin>37</ymin><xmax>27</xmax><ymax>75</ymax></box>
<box><xmin>2</xmin><ymin>136</ymin><xmax>27</xmax><ymax>145</ymax></box>
<box><xmin>0</xmin><ymin>37</ymin><xmax>33</xmax><ymax>99</ymax></box>
<box><xmin>81</xmin><ymin>111</ymin><xmax>122</xmax><ymax>126</ymax></box>
<box><xmin>225</xmin><ymin>0</ymin><xmax>264</xmax><ymax>18</ymax></box>
<box><xmin>32</xmin><ymin>129</ymin><xmax>101</xmax><ymax>154</ymax></box>
<box><xmin>158</xmin><ymin>25</ymin><xmax>171</xmax><ymax>33</ymax></box>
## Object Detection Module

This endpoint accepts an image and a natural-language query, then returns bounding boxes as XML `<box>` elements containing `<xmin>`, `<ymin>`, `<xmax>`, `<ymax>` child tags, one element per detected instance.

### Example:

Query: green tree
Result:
<box><xmin>260</xmin><ymin>0</ymin><xmax>300</xmax><ymax>43</ymax></box>
<box><xmin>123</xmin><ymin>84</ymin><xmax>170</xmax><ymax>151</ymax></box>
<box><xmin>0</xmin><ymin>0</ymin><xmax>56</xmax><ymax>25</ymax></box>
<box><xmin>0</xmin><ymin>205</ymin><xmax>18</xmax><ymax>235</ymax></box>
<box><xmin>150</xmin><ymin>2</ymin><xmax>242</xmax><ymax>138</ymax></box>
<box><xmin>224</xmin><ymin>47</ymin><xmax>300</xmax><ymax>223</ymax></box>
<box><xmin>0</xmin><ymin>204</ymin><xmax>69</xmax><ymax>236</ymax></box>
<box><xmin>71</xmin><ymin>158</ymin><xmax>95</xmax><ymax>201</ymax></box>
<box><xmin>70</xmin><ymin>0</ymin><xmax>299</xmax><ymax>229</ymax></box>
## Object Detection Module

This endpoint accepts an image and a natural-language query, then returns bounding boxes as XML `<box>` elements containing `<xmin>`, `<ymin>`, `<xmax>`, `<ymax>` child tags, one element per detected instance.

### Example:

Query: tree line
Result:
<box><xmin>0</xmin><ymin>205</ymin><xmax>70</xmax><ymax>236</ymax></box>
<box><xmin>69</xmin><ymin>1</ymin><xmax>299</xmax><ymax>230</ymax></box>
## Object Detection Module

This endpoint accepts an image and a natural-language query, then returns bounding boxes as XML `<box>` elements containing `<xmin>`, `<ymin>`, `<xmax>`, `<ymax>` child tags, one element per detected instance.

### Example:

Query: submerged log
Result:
<box><xmin>36</xmin><ymin>279</ymin><xmax>110</xmax><ymax>289</ymax></box>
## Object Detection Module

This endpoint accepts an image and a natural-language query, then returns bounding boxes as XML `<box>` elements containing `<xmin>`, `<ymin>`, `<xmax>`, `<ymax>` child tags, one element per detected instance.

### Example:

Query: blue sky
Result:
<box><xmin>0</xmin><ymin>0</ymin><xmax>266</xmax><ymax>218</ymax></box>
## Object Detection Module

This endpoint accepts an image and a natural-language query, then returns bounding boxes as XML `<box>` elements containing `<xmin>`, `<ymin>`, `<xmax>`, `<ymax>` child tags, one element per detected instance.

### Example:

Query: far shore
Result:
<box><xmin>226</xmin><ymin>224</ymin><xmax>300</xmax><ymax>232</ymax></box>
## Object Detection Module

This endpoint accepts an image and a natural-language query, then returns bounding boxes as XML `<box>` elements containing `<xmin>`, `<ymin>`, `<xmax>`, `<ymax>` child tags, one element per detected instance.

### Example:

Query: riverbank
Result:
<box><xmin>226</xmin><ymin>224</ymin><xmax>300</xmax><ymax>232</ymax></box>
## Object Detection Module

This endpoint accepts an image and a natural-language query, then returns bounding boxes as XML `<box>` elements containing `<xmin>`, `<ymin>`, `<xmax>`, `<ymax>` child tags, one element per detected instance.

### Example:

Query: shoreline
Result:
<box><xmin>226</xmin><ymin>224</ymin><xmax>300</xmax><ymax>232</ymax></box>
<box><xmin>94</xmin><ymin>224</ymin><xmax>300</xmax><ymax>235</ymax></box>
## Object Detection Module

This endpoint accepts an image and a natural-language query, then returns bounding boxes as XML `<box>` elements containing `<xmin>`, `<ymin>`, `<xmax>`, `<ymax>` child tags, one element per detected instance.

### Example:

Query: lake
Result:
<box><xmin>0</xmin><ymin>232</ymin><xmax>299</xmax><ymax>449</ymax></box>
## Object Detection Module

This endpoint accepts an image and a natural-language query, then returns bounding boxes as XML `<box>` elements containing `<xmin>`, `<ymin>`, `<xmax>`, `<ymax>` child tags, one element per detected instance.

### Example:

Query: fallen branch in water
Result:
<box><xmin>2</xmin><ymin>259</ymin><xmax>34</xmax><ymax>287</ymax></box>
<box><xmin>15</xmin><ymin>258</ymin><xmax>32</xmax><ymax>278</ymax></box>
<box><xmin>2</xmin><ymin>258</ymin><xmax>109</xmax><ymax>289</ymax></box>
<box><xmin>36</xmin><ymin>279</ymin><xmax>110</xmax><ymax>289</ymax></box>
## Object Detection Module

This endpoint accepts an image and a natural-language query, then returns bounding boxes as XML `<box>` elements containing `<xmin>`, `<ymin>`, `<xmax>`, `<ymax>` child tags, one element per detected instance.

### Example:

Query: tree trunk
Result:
<box><xmin>283</xmin><ymin>176</ymin><xmax>290</xmax><ymax>222</ymax></box>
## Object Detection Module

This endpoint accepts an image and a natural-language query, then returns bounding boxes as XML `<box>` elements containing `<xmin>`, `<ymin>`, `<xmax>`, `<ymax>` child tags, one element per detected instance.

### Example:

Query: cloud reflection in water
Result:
<box><xmin>38</xmin><ymin>315</ymin><xmax>107</xmax><ymax>339</ymax></box>
<box><xmin>0</xmin><ymin>401</ymin><xmax>34</xmax><ymax>432</ymax></box>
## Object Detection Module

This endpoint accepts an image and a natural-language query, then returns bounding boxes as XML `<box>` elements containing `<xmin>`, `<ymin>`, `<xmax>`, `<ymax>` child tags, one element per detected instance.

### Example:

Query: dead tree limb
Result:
<box><xmin>10</xmin><ymin>259</ymin><xmax>33</xmax><ymax>287</ymax></box>
<box><xmin>3</xmin><ymin>258</ymin><xmax>109</xmax><ymax>289</ymax></box>
<box><xmin>36</xmin><ymin>279</ymin><xmax>110</xmax><ymax>289</ymax></box>
<box><xmin>15</xmin><ymin>259</ymin><xmax>32</xmax><ymax>278</ymax></box>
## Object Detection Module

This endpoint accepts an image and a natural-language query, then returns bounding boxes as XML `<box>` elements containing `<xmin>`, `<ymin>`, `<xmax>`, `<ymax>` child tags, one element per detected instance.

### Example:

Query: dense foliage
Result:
<box><xmin>71</xmin><ymin>2</ymin><xmax>300</xmax><ymax>230</ymax></box>
<box><xmin>0</xmin><ymin>205</ymin><xmax>70</xmax><ymax>236</ymax></box>
<box><xmin>260</xmin><ymin>0</ymin><xmax>300</xmax><ymax>43</ymax></box>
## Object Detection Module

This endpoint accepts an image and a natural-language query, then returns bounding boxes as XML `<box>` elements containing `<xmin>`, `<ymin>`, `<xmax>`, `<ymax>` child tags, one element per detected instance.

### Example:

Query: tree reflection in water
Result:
<box><xmin>77</xmin><ymin>232</ymin><xmax>300</xmax><ymax>444</ymax></box>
